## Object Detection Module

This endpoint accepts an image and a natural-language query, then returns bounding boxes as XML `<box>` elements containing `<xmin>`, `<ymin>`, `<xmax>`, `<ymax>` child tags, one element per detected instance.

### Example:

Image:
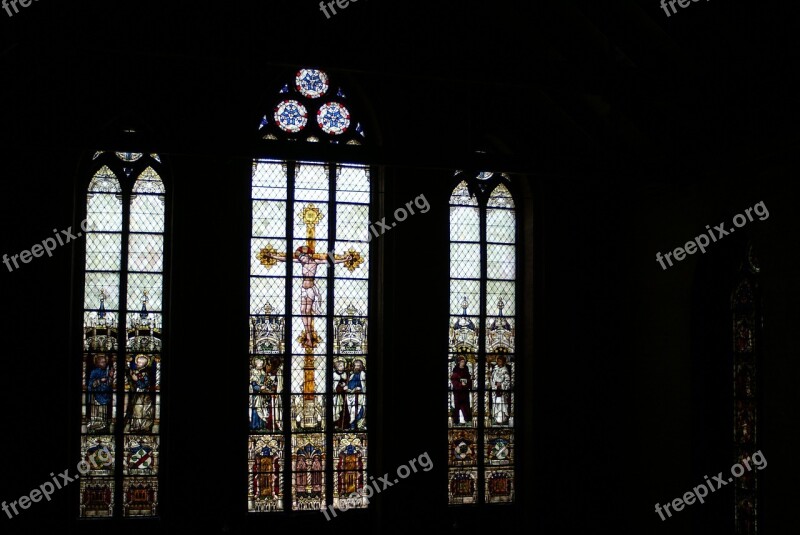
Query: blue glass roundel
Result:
<box><xmin>274</xmin><ymin>100</ymin><xmax>308</xmax><ymax>133</ymax></box>
<box><xmin>316</xmin><ymin>102</ymin><xmax>351</xmax><ymax>135</ymax></box>
<box><xmin>296</xmin><ymin>69</ymin><xmax>329</xmax><ymax>99</ymax></box>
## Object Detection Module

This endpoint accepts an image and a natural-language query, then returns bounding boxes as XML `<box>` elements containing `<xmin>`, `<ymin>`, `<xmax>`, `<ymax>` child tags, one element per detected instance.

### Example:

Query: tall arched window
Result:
<box><xmin>448</xmin><ymin>171</ymin><xmax>516</xmax><ymax>505</ymax></box>
<box><xmin>732</xmin><ymin>244</ymin><xmax>761</xmax><ymax>534</ymax></box>
<box><xmin>247</xmin><ymin>68</ymin><xmax>372</xmax><ymax>513</ymax></box>
<box><xmin>78</xmin><ymin>149</ymin><xmax>167</xmax><ymax>518</ymax></box>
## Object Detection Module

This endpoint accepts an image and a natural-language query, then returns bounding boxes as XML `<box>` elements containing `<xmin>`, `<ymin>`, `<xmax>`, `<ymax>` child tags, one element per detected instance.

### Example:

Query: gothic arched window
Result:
<box><xmin>248</xmin><ymin>68</ymin><xmax>372</xmax><ymax>513</ymax></box>
<box><xmin>78</xmin><ymin>149</ymin><xmax>167</xmax><ymax>518</ymax></box>
<box><xmin>448</xmin><ymin>171</ymin><xmax>517</xmax><ymax>505</ymax></box>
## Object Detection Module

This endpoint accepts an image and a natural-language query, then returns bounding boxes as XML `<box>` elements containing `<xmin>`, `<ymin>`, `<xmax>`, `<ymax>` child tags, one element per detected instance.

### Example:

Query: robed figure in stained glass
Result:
<box><xmin>88</xmin><ymin>355</ymin><xmax>114</xmax><ymax>432</ymax></box>
<box><xmin>490</xmin><ymin>355</ymin><xmax>511</xmax><ymax>424</ymax></box>
<box><xmin>451</xmin><ymin>356</ymin><xmax>472</xmax><ymax>424</ymax></box>
<box><xmin>332</xmin><ymin>358</ymin><xmax>350</xmax><ymax>430</ymax></box>
<box><xmin>127</xmin><ymin>354</ymin><xmax>154</xmax><ymax>432</ymax></box>
<box><xmin>250</xmin><ymin>357</ymin><xmax>282</xmax><ymax>431</ymax></box>
<box><xmin>346</xmin><ymin>359</ymin><xmax>366</xmax><ymax>430</ymax></box>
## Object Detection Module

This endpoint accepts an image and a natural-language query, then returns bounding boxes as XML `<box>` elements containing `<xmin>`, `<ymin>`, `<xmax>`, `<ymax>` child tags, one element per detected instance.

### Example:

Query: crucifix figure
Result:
<box><xmin>257</xmin><ymin>203</ymin><xmax>364</xmax><ymax>428</ymax></box>
<box><xmin>258</xmin><ymin>204</ymin><xmax>364</xmax><ymax>348</ymax></box>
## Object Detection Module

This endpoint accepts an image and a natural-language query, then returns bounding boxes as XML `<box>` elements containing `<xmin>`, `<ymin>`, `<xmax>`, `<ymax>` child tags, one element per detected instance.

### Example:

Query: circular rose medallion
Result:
<box><xmin>316</xmin><ymin>102</ymin><xmax>351</xmax><ymax>135</ymax></box>
<box><xmin>274</xmin><ymin>100</ymin><xmax>308</xmax><ymax>133</ymax></box>
<box><xmin>296</xmin><ymin>68</ymin><xmax>329</xmax><ymax>99</ymax></box>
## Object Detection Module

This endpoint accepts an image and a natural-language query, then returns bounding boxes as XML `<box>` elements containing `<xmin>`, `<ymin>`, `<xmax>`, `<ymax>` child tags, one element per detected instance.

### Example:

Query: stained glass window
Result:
<box><xmin>732</xmin><ymin>245</ymin><xmax>761</xmax><ymax>535</ymax></box>
<box><xmin>249</xmin><ymin>68</ymin><xmax>371</xmax><ymax>513</ymax></box>
<box><xmin>80</xmin><ymin>151</ymin><xmax>166</xmax><ymax>518</ymax></box>
<box><xmin>448</xmin><ymin>172</ymin><xmax>516</xmax><ymax>505</ymax></box>
<box><xmin>259</xmin><ymin>67</ymin><xmax>364</xmax><ymax>143</ymax></box>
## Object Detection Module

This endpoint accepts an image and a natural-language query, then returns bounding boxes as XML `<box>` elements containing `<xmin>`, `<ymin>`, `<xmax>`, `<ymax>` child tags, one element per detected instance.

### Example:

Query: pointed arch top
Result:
<box><xmin>488</xmin><ymin>183</ymin><xmax>515</xmax><ymax>209</ymax></box>
<box><xmin>450</xmin><ymin>180</ymin><xmax>479</xmax><ymax>206</ymax></box>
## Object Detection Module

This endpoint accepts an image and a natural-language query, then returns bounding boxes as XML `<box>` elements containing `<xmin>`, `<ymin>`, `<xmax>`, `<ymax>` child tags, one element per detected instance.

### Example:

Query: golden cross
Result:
<box><xmin>256</xmin><ymin>203</ymin><xmax>365</xmax><ymax>428</ymax></box>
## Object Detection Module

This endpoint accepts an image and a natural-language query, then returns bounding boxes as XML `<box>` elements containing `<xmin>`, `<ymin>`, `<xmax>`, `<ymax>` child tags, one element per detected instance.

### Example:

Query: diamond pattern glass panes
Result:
<box><xmin>253</xmin><ymin>201</ymin><xmax>287</xmax><ymax>238</ymax></box>
<box><xmin>87</xmin><ymin>193</ymin><xmax>123</xmax><ymax>232</ymax></box>
<box><xmin>448</xmin><ymin>174</ymin><xmax>517</xmax><ymax>505</ymax></box>
<box><xmin>85</xmin><ymin>234</ymin><xmax>123</xmax><ymax>271</ymax></box>
<box><xmin>250</xmin><ymin>277</ymin><xmax>286</xmax><ymax>316</ymax></box>
<box><xmin>130</xmin><ymin>193</ymin><xmax>165</xmax><ymax>234</ymax></box>
<box><xmin>336</xmin><ymin>165</ymin><xmax>370</xmax><ymax>204</ymax></box>
<box><xmin>451</xmin><ymin>206</ymin><xmax>480</xmax><ymax>242</ymax></box>
<box><xmin>252</xmin><ymin>161</ymin><xmax>288</xmax><ymax>200</ymax></box>
<box><xmin>295</xmin><ymin>163</ymin><xmax>329</xmax><ymax>202</ymax></box>
<box><xmin>451</xmin><ymin>243</ymin><xmax>481</xmax><ymax>279</ymax></box>
<box><xmin>450</xmin><ymin>280</ymin><xmax>480</xmax><ymax>315</ymax></box>
<box><xmin>80</xmin><ymin>154</ymin><xmax>165</xmax><ymax>518</ymax></box>
<box><xmin>128</xmin><ymin>234</ymin><xmax>164</xmax><ymax>272</ymax></box>
<box><xmin>487</xmin><ymin>244</ymin><xmax>515</xmax><ymax>280</ymax></box>
<box><xmin>82</xmin><ymin>166</ymin><xmax>122</xmax><ymax>504</ymax></box>
<box><xmin>336</xmin><ymin>204</ymin><xmax>370</xmax><ymax>241</ymax></box>
<box><xmin>249</xmin><ymin>160</ymin><xmax>371</xmax><ymax>512</ymax></box>
<box><xmin>334</xmin><ymin>279</ymin><xmax>368</xmax><ymax>319</ymax></box>
<box><xmin>122</xmin><ymin>165</ymin><xmax>165</xmax><ymax>517</ymax></box>
<box><xmin>487</xmin><ymin>281</ymin><xmax>515</xmax><ymax>316</ymax></box>
<box><xmin>487</xmin><ymin>208</ymin><xmax>515</xmax><ymax>244</ymax></box>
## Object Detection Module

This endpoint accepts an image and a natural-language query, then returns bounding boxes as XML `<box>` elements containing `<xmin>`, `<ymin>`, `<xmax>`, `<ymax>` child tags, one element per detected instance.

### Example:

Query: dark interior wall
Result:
<box><xmin>1</xmin><ymin>1</ymin><xmax>800</xmax><ymax>535</ymax></box>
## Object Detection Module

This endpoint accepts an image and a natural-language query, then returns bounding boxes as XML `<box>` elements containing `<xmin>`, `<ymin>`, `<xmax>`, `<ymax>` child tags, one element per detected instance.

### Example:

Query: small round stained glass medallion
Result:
<box><xmin>274</xmin><ymin>100</ymin><xmax>308</xmax><ymax>133</ymax></box>
<box><xmin>296</xmin><ymin>69</ymin><xmax>329</xmax><ymax>99</ymax></box>
<box><xmin>316</xmin><ymin>102</ymin><xmax>351</xmax><ymax>135</ymax></box>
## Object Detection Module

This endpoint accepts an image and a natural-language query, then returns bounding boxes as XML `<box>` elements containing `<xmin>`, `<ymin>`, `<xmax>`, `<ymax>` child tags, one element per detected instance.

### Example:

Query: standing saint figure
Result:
<box><xmin>88</xmin><ymin>354</ymin><xmax>114</xmax><ymax>432</ymax></box>
<box><xmin>332</xmin><ymin>358</ymin><xmax>350</xmax><ymax>430</ymax></box>
<box><xmin>490</xmin><ymin>355</ymin><xmax>511</xmax><ymax>424</ymax></box>
<box><xmin>450</xmin><ymin>356</ymin><xmax>472</xmax><ymax>424</ymax></box>
<box><xmin>128</xmin><ymin>354</ymin><xmax>154</xmax><ymax>432</ymax></box>
<box><xmin>250</xmin><ymin>357</ymin><xmax>282</xmax><ymax>431</ymax></box>
<box><xmin>264</xmin><ymin>245</ymin><xmax>352</xmax><ymax>347</ymax></box>
<box><xmin>346</xmin><ymin>359</ymin><xmax>366</xmax><ymax>429</ymax></box>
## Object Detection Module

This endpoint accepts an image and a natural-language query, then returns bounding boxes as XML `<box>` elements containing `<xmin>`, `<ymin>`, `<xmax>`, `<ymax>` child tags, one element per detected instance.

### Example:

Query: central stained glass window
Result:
<box><xmin>248</xmin><ymin>66</ymin><xmax>372</xmax><ymax>513</ymax></box>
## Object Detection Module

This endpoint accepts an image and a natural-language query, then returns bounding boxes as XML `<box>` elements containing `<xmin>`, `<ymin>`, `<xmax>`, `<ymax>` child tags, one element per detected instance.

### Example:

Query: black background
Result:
<box><xmin>1</xmin><ymin>1</ymin><xmax>799</xmax><ymax>534</ymax></box>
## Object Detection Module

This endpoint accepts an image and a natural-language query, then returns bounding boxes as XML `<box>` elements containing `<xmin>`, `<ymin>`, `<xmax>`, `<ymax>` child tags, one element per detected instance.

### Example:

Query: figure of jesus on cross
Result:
<box><xmin>257</xmin><ymin>204</ymin><xmax>364</xmax><ymax>349</ymax></box>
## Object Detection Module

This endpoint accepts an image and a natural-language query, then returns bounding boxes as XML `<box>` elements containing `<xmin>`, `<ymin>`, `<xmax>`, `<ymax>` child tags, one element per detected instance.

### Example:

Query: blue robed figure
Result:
<box><xmin>88</xmin><ymin>355</ymin><xmax>113</xmax><ymax>431</ymax></box>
